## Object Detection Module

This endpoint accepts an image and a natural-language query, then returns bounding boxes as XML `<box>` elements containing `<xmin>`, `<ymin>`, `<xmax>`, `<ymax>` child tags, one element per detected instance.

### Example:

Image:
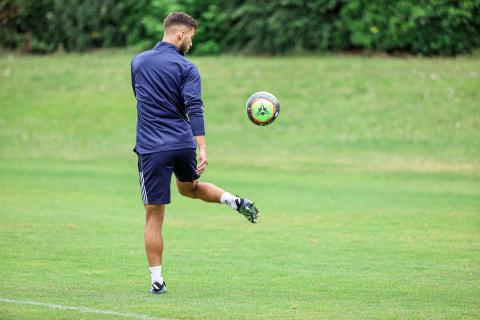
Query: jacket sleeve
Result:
<box><xmin>182</xmin><ymin>63</ymin><xmax>205</xmax><ymax>136</ymax></box>
<box><xmin>130</xmin><ymin>60</ymin><xmax>136</xmax><ymax>97</ymax></box>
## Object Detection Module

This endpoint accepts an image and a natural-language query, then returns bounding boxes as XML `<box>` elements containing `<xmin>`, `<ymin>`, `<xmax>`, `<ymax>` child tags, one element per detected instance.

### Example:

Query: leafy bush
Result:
<box><xmin>0</xmin><ymin>0</ymin><xmax>479</xmax><ymax>55</ymax></box>
<box><xmin>341</xmin><ymin>0</ymin><xmax>480</xmax><ymax>55</ymax></box>
<box><xmin>213</xmin><ymin>0</ymin><xmax>348</xmax><ymax>54</ymax></box>
<box><xmin>0</xmin><ymin>0</ymin><xmax>55</xmax><ymax>53</ymax></box>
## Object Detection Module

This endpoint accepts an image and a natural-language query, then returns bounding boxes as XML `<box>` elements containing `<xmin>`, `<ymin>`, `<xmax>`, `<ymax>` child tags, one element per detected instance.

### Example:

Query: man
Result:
<box><xmin>131</xmin><ymin>12</ymin><xmax>260</xmax><ymax>295</ymax></box>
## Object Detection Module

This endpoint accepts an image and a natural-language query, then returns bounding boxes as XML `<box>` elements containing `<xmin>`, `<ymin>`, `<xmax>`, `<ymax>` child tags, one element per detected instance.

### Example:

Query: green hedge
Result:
<box><xmin>2</xmin><ymin>0</ymin><xmax>118</xmax><ymax>52</ymax></box>
<box><xmin>341</xmin><ymin>0</ymin><xmax>480</xmax><ymax>55</ymax></box>
<box><xmin>1</xmin><ymin>0</ymin><xmax>479</xmax><ymax>55</ymax></box>
<box><xmin>199</xmin><ymin>0</ymin><xmax>349</xmax><ymax>54</ymax></box>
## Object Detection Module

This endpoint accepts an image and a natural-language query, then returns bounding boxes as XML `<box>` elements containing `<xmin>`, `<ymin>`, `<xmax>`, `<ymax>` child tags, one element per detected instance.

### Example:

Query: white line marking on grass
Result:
<box><xmin>0</xmin><ymin>298</ymin><xmax>170</xmax><ymax>320</ymax></box>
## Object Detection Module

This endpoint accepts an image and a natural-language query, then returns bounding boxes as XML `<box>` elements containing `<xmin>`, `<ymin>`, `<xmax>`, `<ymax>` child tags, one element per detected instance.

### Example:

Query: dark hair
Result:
<box><xmin>164</xmin><ymin>12</ymin><xmax>198</xmax><ymax>30</ymax></box>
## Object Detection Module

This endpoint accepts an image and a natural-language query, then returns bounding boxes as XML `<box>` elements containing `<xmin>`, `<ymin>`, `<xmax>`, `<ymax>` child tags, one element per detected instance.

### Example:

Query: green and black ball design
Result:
<box><xmin>246</xmin><ymin>91</ymin><xmax>280</xmax><ymax>126</ymax></box>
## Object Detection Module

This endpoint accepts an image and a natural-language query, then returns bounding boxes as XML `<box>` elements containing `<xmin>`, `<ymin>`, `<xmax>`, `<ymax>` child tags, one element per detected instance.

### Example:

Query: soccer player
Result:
<box><xmin>131</xmin><ymin>12</ymin><xmax>260</xmax><ymax>294</ymax></box>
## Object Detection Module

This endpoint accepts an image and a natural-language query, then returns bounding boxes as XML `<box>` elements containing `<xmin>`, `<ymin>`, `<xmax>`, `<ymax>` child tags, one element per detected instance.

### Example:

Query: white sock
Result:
<box><xmin>220</xmin><ymin>192</ymin><xmax>239</xmax><ymax>210</ymax></box>
<box><xmin>149</xmin><ymin>266</ymin><xmax>163</xmax><ymax>284</ymax></box>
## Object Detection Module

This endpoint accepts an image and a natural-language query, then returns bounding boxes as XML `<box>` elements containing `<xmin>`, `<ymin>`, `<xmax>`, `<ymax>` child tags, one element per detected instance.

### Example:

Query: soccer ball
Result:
<box><xmin>246</xmin><ymin>91</ymin><xmax>280</xmax><ymax>126</ymax></box>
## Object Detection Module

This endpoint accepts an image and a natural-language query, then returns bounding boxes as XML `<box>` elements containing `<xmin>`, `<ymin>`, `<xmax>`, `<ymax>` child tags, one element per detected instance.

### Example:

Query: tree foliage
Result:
<box><xmin>0</xmin><ymin>0</ymin><xmax>478</xmax><ymax>55</ymax></box>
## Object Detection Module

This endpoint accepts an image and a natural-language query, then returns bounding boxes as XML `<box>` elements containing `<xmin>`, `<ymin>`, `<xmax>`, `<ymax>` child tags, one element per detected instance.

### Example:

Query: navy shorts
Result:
<box><xmin>137</xmin><ymin>148</ymin><xmax>199</xmax><ymax>205</ymax></box>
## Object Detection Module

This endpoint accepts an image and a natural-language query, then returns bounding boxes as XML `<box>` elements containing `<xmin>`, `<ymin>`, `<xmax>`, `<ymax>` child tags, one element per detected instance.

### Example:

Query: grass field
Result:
<box><xmin>0</xmin><ymin>50</ymin><xmax>479</xmax><ymax>319</ymax></box>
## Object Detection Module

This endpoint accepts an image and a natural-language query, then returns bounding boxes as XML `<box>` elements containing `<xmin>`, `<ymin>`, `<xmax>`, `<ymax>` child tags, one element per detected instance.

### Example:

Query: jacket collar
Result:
<box><xmin>154</xmin><ymin>41</ymin><xmax>180</xmax><ymax>53</ymax></box>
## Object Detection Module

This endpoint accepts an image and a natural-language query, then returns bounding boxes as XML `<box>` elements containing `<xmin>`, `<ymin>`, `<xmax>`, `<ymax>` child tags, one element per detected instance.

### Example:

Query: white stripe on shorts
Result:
<box><xmin>140</xmin><ymin>171</ymin><xmax>148</xmax><ymax>204</ymax></box>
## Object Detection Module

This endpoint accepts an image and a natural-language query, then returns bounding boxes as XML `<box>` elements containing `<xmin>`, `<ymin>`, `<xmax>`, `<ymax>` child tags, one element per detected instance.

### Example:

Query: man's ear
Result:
<box><xmin>178</xmin><ymin>30</ymin><xmax>185</xmax><ymax>41</ymax></box>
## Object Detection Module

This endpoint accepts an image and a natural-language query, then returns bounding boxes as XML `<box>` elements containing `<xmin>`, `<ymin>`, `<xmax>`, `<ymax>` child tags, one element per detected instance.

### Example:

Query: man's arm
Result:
<box><xmin>182</xmin><ymin>64</ymin><xmax>207</xmax><ymax>174</ymax></box>
<box><xmin>182</xmin><ymin>64</ymin><xmax>205</xmax><ymax>136</ymax></box>
<box><xmin>131</xmin><ymin>61</ymin><xmax>136</xmax><ymax>97</ymax></box>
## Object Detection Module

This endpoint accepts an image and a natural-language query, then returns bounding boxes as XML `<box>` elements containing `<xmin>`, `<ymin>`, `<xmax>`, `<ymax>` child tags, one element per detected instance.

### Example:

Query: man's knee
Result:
<box><xmin>145</xmin><ymin>204</ymin><xmax>165</xmax><ymax>221</ymax></box>
<box><xmin>177</xmin><ymin>180</ymin><xmax>198</xmax><ymax>198</ymax></box>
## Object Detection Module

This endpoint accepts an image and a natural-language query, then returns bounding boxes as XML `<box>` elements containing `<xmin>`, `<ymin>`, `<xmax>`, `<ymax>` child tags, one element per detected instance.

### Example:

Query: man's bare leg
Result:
<box><xmin>144</xmin><ymin>204</ymin><xmax>168</xmax><ymax>293</ymax></box>
<box><xmin>144</xmin><ymin>204</ymin><xmax>165</xmax><ymax>267</ymax></box>
<box><xmin>176</xmin><ymin>179</ymin><xmax>224</xmax><ymax>202</ymax></box>
<box><xmin>176</xmin><ymin>179</ymin><xmax>259</xmax><ymax>223</ymax></box>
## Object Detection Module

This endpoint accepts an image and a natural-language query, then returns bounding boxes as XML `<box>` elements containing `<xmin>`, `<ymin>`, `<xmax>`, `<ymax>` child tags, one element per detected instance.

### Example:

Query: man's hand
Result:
<box><xmin>194</xmin><ymin>135</ymin><xmax>208</xmax><ymax>175</ymax></box>
<box><xmin>196</xmin><ymin>147</ymin><xmax>208</xmax><ymax>175</ymax></box>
